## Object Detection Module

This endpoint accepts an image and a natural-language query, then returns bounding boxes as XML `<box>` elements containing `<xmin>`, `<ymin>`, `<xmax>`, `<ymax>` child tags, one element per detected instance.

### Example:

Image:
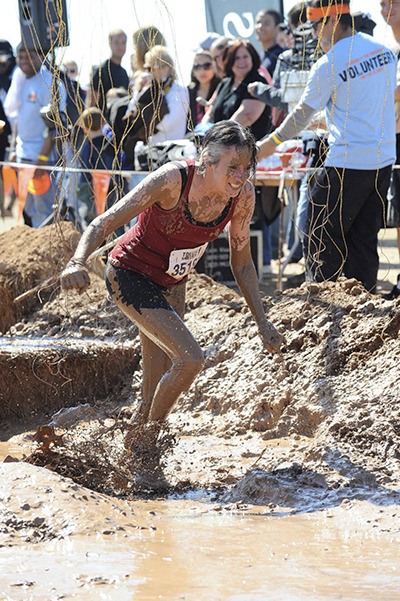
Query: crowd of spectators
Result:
<box><xmin>0</xmin><ymin>1</ymin><xmax>399</xmax><ymax>297</ymax></box>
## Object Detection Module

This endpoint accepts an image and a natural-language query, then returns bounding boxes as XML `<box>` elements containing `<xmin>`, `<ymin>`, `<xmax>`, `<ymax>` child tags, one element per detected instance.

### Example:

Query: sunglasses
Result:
<box><xmin>193</xmin><ymin>62</ymin><xmax>213</xmax><ymax>71</ymax></box>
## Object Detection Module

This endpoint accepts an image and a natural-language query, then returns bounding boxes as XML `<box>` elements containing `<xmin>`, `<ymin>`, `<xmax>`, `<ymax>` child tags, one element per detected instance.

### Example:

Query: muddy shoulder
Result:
<box><xmin>1</xmin><ymin>223</ymin><xmax>400</xmax><ymax>543</ymax></box>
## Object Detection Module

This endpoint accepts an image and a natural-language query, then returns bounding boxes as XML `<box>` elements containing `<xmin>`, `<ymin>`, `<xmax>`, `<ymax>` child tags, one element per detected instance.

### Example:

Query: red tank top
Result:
<box><xmin>109</xmin><ymin>159</ymin><xmax>237</xmax><ymax>287</ymax></box>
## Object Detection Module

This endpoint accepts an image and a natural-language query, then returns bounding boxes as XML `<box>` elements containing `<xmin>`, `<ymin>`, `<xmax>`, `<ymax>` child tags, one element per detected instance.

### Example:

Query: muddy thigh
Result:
<box><xmin>139</xmin><ymin>281</ymin><xmax>187</xmax><ymax>419</ymax></box>
<box><xmin>105</xmin><ymin>264</ymin><xmax>204</xmax><ymax>421</ymax></box>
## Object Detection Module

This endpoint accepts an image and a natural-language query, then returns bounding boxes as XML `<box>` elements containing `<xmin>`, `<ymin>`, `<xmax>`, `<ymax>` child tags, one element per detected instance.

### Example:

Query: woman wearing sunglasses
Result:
<box><xmin>186</xmin><ymin>50</ymin><xmax>220</xmax><ymax>132</ymax></box>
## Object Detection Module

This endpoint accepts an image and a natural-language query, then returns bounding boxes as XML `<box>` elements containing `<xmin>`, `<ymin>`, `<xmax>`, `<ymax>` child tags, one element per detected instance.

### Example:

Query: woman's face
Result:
<box><xmin>192</xmin><ymin>54</ymin><xmax>215</xmax><ymax>84</ymax></box>
<box><xmin>144</xmin><ymin>52</ymin><xmax>172</xmax><ymax>82</ymax></box>
<box><xmin>231</xmin><ymin>46</ymin><xmax>253</xmax><ymax>82</ymax></box>
<box><xmin>207</xmin><ymin>146</ymin><xmax>252</xmax><ymax>198</ymax></box>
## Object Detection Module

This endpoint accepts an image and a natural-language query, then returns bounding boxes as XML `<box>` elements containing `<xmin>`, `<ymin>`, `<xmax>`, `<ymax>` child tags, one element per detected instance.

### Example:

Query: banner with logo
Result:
<box><xmin>205</xmin><ymin>0</ymin><xmax>284</xmax><ymax>49</ymax></box>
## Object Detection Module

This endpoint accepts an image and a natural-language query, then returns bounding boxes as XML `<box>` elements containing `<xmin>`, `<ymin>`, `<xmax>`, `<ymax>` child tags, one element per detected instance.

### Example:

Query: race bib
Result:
<box><xmin>166</xmin><ymin>243</ymin><xmax>208</xmax><ymax>280</ymax></box>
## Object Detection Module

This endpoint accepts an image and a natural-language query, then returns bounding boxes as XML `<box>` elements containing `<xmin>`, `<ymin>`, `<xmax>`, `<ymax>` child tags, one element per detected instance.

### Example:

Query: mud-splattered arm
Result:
<box><xmin>61</xmin><ymin>164</ymin><xmax>181</xmax><ymax>293</ymax></box>
<box><xmin>229</xmin><ymin>182</ymin><xmax>283</xmax><ymax>353</ymax></box>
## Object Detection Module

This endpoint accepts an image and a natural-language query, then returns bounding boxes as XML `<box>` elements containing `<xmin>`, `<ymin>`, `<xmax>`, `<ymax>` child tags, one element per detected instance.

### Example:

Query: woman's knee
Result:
<box><xmin>176</xmin><ymin>345</ymin><xmax>204</xmax><ymax>377</ymax></box>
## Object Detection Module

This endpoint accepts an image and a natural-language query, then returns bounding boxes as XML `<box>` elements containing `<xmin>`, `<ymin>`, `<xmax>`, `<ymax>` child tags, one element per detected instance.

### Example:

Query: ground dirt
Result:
<box><xmin>1</xmin><ymin>222</ymin><xmax>400</xmax><ymax>599</ymax></box>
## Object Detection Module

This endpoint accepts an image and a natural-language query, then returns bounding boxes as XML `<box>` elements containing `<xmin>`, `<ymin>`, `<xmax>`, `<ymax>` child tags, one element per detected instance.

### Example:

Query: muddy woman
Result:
<box><xmin>61</xmin><ymin>120</ymin><xmax>283</xmax><ymax>482</ymax></box>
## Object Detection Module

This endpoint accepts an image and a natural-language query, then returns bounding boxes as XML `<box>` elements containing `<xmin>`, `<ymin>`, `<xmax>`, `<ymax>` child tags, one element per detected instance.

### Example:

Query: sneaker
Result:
<box><xmin>382</xmin><ymin>274</ymin><xmax>400</xmax><ymax>300</ymax></box>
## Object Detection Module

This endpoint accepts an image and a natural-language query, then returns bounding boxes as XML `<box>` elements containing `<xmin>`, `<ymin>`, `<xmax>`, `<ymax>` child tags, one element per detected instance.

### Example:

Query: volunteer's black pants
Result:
<box><xmin>304</xmin><ymin>165</ymin><xmax>392</xmax><ymax>293</ymax></box>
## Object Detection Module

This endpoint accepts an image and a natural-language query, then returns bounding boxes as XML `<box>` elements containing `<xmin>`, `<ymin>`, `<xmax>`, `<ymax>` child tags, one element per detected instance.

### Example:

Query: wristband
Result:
<box><xmin>270</xmin><ymin>133</ymin><xmax>283</xmax><ymax>146</ymax></box>
<box><xmin>37</xmin><ymin>154</ymin><xmax>49</xmax><ymax>161</ymax></box>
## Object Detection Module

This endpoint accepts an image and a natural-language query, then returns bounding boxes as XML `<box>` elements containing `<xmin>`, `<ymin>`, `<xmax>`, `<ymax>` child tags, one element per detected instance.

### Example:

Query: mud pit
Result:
<box><xmin>1</xmin><ymin>224</ymin><xmax>400</xmax><ymax>599</ymax></box>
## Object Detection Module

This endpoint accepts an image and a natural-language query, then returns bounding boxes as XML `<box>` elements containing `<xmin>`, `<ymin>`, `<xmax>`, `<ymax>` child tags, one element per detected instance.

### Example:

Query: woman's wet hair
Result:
<box><xmin>199</xmin><ymin>120</ymin><xmax>258</xmax><ymax>175</ymax></box>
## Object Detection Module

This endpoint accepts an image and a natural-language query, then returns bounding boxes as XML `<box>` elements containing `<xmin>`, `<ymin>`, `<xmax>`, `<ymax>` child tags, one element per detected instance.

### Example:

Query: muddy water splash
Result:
<box><xmin>1</xmin><ymin>461</ymin><xmax>400</xmax><ymax>600</ymax></box>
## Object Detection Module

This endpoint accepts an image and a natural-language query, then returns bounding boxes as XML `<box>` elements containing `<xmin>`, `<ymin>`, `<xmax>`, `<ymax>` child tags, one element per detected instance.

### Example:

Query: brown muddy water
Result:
<box><xmin>1</xmin><ymin>443</ymin><xmax>399</xmax><ymax>601</ymax></box>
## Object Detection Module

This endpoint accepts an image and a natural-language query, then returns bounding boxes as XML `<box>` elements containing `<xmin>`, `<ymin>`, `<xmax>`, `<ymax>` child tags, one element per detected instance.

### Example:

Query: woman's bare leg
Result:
<box><xmin>106</xmin><ymin>265</ymin><xmax>203</xmax><ymax>423</ymax></box>
<box><xmin>138</xmin><ymin>333</ymin><xmax>170</xmax><ymax>422</ymax></box>
<box><xmin>138</xmin><ymin>283</ymin><xmax>186</xmax><ymax>421</ymax></box>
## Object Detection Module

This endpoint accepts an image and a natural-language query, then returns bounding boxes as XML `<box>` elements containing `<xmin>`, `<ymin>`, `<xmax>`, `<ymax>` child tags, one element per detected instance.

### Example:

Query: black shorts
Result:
<box><xmin>105</xmin><ymin>264</ymin><xmax>174</xmax><ymax>314</ymax></box>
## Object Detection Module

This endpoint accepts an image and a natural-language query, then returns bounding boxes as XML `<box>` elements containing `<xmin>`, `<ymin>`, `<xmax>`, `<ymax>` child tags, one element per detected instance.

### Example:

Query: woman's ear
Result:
<box><xmin>196</xmin><ymin>150</ymin><xmax>209</xmax><ymax>175</ymax></box>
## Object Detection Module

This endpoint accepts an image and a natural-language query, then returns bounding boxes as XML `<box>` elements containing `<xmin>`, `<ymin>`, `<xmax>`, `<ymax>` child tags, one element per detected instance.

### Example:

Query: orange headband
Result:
<box><xmin>306</xmin><ymin>4</ymin><xmax>351</xmax><ymax>21</ymax></box>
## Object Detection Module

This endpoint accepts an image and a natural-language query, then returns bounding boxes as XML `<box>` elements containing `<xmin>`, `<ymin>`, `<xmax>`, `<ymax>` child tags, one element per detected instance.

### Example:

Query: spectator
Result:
<box><xmin>131</xmin><ymin>26</ymin><xmax>166</xmax><ymax>74</ymax></box>
<box><xmin>105</xmin><ymin>86</ymin><xmax>131</xmax><ymax>161</ymax></box>
<box><xmin>60</xmin><ymin>59</ymin><xmax>86</xmax><ymax>128</ymax></box>
<box><xmin>0</xmin><ymin>40</ymin><xmax>15</xmax><ymax>217</ymax></box>
<box><xmin>197</xmin><ymin>32</ymin><xmax>220</xmax><ymax>52</ymax></box>
<box><xmin>352</xmin><ymin>12</ymin><xmax>376</xmax><ymax>36</ymax></box>
<box><xmin>88</xmin><ymin>29</ymin><xmax>129</xmax><ymax>113</ymax></box>
<box><xmin>187</xmin><ymin>50</ymin><xmax>220</xmax><ymax>132</ymax></box>
<box><xmin>139</xmin><ymin>45</ymin><xmax>188</xmax><ymax>145</ymax></box>
<box><xmin>57</xmin><ymin>60</ymin><xmax>88</xmax><ymax>227</ymax></box>
<box><xmin>0</xmin><ymin>99</ymin><xmax>11</xmax><ymax>218</ymax></box>
<box><xmin>3</xmin><ymin>65</ymin><xmax>25</xmax><ymax>126</ymax></box>
<box><xmin>203</xmin><ymin>39</ymin><xmax>271</xmax><ymax>141</ymax></box>
<box><xmin>0</xmin><ymin>40</ymin><xmax>16</xmax><ymax>105</ymax></box>
<box><xmin>130</xmin><ymin>26</ymin><xmax>166</xmax><ymax>91</ymax></box>
<box><xmin>248</xmin><ymin>3</ymin><xmax>312</xmax><ymax>112</ymax></box>
<box><xmin>255</xmin><ymin>9</ymin><xmax>285</xmax><ymax>79</ymax></box>
<box><xmin>381</xmin><ymin>0</ymin><xmax>400</xmax><ymax>300</ymax></box>
<box><xmin>8</xmin><ymin>41</ymin><xmax>67</xmax><ymax>228</ymax></box>
<box><xmin>120</xmin><ymin>72</ymin><xmax>169</xmax><ymax>168</ymax></box>
<box><xmin>76</xmin><ymin>107</ymin><xmax>114</xmax><ymax>228</ymax></box>
<box><xmin>258</xmin><ymin>0</ymin><xmax>397</xmax><ymax>294</ymax></box>
<box><xmin>210</xmin><ymin>36</ymin><xmax>233</xmax><ymax>78</ymax></box>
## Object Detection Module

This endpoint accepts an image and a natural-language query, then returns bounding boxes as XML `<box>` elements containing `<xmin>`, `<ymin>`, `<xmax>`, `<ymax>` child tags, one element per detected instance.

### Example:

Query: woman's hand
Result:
<box><xmin>258</xmin><ymin>319</ymin><xmax>284</xmax><ymax>353</ymax></box>
<box><xmin>61</xmin><ymin>259</ymin><xmax>91</xmax><ymax>294</ymax></box>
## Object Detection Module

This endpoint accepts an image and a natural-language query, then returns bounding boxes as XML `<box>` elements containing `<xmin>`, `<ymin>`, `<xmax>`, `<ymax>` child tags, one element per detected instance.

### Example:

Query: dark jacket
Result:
<box><xmin>211</xmin><ymin>69</ymin><xmax>272</xmax><ymax>140</ymax></box>
<box><xmin>121</xmin><ymin>78</ymin><xmax>170</xmax><ymax>163</ymax></box>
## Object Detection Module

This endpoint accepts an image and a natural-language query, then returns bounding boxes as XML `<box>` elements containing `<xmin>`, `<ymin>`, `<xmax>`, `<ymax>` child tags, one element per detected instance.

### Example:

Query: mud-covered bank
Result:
<box><xmin>1</xmin><ymin>223</ymin><xmax>400</xmax><ymax>503</ymax></box>
<box><xmin>1</xmin><ymin>460</ymin><xmax>400</xmax><ymax>601</ymax></box>
<box><xmin>1</xmin><ymin>223</ymin><xmax>400</xmax><ymax>599</ymax></box>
